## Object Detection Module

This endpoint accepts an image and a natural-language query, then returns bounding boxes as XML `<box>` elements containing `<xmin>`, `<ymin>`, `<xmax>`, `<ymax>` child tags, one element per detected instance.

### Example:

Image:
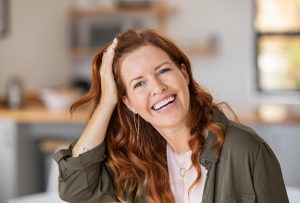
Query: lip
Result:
<box><xmin>151</xmin><ymin>94</ymin><xmax>176</xmax><ymax>109</ymax></box>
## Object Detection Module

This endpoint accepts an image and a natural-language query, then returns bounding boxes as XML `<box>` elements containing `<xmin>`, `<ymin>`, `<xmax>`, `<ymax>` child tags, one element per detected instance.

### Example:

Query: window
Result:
<box><xmin>255</xmin><ymin>0</ymin><xmax>300</xmax><ymax>92</ymax></box>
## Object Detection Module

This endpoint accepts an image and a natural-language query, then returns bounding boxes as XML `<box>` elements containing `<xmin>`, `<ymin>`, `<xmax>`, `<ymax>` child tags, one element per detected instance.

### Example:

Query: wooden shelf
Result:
<box><xmin>0</xmin><ymin>108</ymin><xmax>88</xmax><ymax>124</ymax></box>
<box><xmin>70</xmin><ymin>5</ymin><xmax>154</xmax><ymax>17</ymax></box>
<box><xmin>183</xmin><ymin>45</ymin><xmax>217</xmax><ymax>57</ymax></box>
<box><xmin>40</xmin><ymin>140</ymin><xmax>69</xmax><ymax>153</ymax></box>
<box><xmin>71</xmin><ymin>47</ymin><xmax>100</xmax><ymax>59</ymax></box>
<box><xmin>68</xmin><ymin>2</ymin><xmax>176</xmax><ymax>33</ymax></box>
<box><xmin>71</xmin><ymin>45</ymin><xmax>217</xmax><ymax>59</ymax></box>
<box><xmin>69</xmin><ymin>3</ymin><xmax>176</xmax><ymax>18</ymax></box>
<box><xmin>68</xmin><ymin>2</ymin><xmax>177</xmax><ymax>60</ymax></box>
<box><xmin>68</xmin><ymin>2</ymin><xmax>217</xmax><ymax>59</ymax></box>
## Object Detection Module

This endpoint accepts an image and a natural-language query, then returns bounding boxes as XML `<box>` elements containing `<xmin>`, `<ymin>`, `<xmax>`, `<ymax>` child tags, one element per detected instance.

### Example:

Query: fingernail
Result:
<box><xmin>113</xmin><ymin>38</ymin><xmax>117</xmax><ymax>43</ymax></box>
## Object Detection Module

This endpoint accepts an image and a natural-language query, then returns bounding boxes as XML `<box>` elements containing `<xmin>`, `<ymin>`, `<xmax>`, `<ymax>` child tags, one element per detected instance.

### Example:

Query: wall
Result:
<box><xmin>0</xmin><ymin>0</ymin><xmax>299</xmax><ymax>111</ymax></box>
<box><xmin>0</xmin><ymin>0</ymin><xmax>299</xmax><ymax>193</ymax></box>
<box><xmin>166</xmin><ymin>0</ymin><xmax>300</xmax><ymax>115</ymax></box>
<box><xmin>0</xmin><ymin>0</ymin><xmax>72</xmax><ymax>97</ymax></box>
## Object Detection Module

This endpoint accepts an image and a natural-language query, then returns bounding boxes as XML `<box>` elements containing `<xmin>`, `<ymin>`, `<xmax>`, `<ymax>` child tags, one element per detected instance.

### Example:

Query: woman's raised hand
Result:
<box><xmin>100</xmin><ymin>38</ymin><xmax>118</xmax><ymax>106</ymax></box>
<box><xmin>72</xmin><ymin>38</ymin><xmax>119</xmax><ymax>157</ymax></box>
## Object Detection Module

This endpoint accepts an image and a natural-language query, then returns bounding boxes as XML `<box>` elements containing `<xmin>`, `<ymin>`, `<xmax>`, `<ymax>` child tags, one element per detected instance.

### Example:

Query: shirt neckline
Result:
<box><xmin>166</xmin><ymin>144</ymin><xmax>192</xmax><ymax>156</ymax></box>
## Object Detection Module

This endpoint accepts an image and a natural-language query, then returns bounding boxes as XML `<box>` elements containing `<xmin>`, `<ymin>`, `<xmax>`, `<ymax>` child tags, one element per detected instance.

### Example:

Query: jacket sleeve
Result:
<box><xmin>253</xmin><ymin>142</ymin><xmax>289</xmax><ymax>203</ymax></box>
<box><xmin>53</xmin><ymin>141</ymin><xmax>119</xmax><ymax>203</ymax></box>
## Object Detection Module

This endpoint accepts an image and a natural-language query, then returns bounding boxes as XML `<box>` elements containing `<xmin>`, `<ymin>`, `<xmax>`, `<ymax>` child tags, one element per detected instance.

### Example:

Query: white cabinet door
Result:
<box><xmin>0</xmin><ymin>120</ymin><xmax>43</xmax><ymax>203</ymax></box>
<box><xmin>0</xmin><ymin>119</ymin><xmax>17</xmax><ymax>203</ymax></box>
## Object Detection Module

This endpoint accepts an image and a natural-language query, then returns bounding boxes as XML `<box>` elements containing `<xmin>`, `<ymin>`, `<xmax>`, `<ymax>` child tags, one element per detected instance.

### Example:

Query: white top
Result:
<box><xmin>167</xmin><ymin>145</ymin><xmax>207</xmax><ymax>203</ymax></box>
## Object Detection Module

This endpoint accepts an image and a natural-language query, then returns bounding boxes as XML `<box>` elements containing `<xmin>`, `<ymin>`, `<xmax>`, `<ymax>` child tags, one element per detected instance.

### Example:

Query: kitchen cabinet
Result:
<box><xmin>1</xmin><ymin>106</ymin><xmax>299</xmax><ymax>202</ymax></box>
<box><xmin>68</xmin><ymin>1</ymin><xmax>217</xmax><ymax>59</ymax></box>
<box><xmin>250</xmin><ymin>124</ymin><xmax>300</xmax><ymax>187</ymax></box>
<box><xmin>0</xmin><ymin>109</ymin><xmax>86</xmax><ymax>203</ymax></box>
<box><xmin>69</xmin><ymin>1</ymin><xmax>175</xmax><ymax>59</ymax></box>
<box><xmin>0</xmin><ymin>120</ymin><xmax>43</xmax><ymax>203</ymax></box>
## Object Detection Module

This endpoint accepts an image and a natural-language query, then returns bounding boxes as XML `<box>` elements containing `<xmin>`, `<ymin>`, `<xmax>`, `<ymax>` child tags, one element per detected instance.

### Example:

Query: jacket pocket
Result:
<box><xmin>222</xmin><ymin>194</ymin><xmax>256</xmax><ymax>203</ymax></box>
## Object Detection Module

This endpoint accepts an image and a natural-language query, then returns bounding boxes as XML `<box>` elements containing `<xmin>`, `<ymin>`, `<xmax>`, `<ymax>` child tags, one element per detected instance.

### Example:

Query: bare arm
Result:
<box><xmin>72</xmin><ymin>38</ymin><xmax>118</xmax><ymax>157</ymax></box>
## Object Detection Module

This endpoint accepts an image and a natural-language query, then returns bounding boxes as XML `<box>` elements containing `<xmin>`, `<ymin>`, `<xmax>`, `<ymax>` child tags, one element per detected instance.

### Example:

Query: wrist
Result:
<box><xmin>100</xmin><ymin>97</ymin><xmax>117</xmax><ymax>109</ymax></box>
<box><xmin>74</xmin><ymin>144</ymin><xmax>88</xmax><ymax>153</ymax></box>
<box><xmin>72</xmin><ymin>144</ymin><xmax>89</xmax><ymax>157</ymax></box>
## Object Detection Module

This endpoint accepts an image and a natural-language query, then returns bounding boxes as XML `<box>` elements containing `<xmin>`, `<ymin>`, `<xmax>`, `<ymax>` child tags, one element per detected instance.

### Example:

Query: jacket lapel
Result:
<box><xmin>199</xmin><ymin>109</ymin><xmax>229</xmax><ymax>203</ymax></box>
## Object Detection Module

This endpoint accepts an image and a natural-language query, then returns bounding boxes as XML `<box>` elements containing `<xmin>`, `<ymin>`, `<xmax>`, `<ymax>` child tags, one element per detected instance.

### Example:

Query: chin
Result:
<box><xmin>155</xmin><ymin>117</ymin><xmax>186</xmax><ymax>129</ymax></box>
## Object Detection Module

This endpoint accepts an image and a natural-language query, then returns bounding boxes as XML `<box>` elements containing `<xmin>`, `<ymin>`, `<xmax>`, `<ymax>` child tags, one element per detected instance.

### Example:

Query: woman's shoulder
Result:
<box><xmin>211</xmin><ymin>108</ymin><xmax>266</xmax><ymax>157</ymax></box>
<box><xmin>222</xmin><ymin>120</ymin><xmax>267</xmax><ymax>157</ymax></box>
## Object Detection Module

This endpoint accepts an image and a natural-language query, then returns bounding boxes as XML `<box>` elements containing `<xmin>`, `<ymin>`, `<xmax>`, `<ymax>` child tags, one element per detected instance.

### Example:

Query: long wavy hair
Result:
<box><xmin>70</xmin><ymin>28</ymin><xmax>225</xmax><ymax>203</ymax></box>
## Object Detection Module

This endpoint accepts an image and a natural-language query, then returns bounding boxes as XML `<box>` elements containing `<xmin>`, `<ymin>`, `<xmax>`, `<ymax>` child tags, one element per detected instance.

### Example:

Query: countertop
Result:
<box><xmin>0</xmin><ymin>106</ymin><xmax>300</xmax><ymax>124</ymax></box>
<box><xmin>0</xmin><ymin>107</ymin><xmax>88</xmax><ymax>124</ymax></box>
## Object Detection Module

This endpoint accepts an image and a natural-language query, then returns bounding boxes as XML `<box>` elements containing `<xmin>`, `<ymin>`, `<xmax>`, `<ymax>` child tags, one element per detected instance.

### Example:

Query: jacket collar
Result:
<box><xmin>199</xmin><ymin>108</ymin><xmax>229</xmax><ymax>168</ymax></box>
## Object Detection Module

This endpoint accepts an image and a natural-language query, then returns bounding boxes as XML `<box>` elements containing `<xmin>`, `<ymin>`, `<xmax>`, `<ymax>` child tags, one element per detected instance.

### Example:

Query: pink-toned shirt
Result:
<box><xmin>167</xmin><ymin>145</ymin><xmax>207</xmax><ymax>203</ymax></box>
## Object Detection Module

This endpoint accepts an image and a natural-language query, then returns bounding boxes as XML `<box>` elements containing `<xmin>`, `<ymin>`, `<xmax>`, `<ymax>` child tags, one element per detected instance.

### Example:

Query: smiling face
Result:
<box><xmin>121</xmin><ymin>45</ymin><xmax>191</xmax><ymax>130</ymax></box>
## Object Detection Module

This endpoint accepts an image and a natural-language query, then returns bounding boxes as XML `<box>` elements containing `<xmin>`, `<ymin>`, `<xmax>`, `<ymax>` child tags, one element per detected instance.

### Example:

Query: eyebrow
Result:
<box><xmin>128</xmin><ymin>62</ymin><xmax>170</xmax><ymax>86</ymax></box>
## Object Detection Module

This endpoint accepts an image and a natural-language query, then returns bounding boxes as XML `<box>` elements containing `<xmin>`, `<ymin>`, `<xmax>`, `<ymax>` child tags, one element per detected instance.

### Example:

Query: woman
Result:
<box><xmin>54</xmin><ymin>28</ymin><xmax>289</xmax><ymax>203</ymax></box>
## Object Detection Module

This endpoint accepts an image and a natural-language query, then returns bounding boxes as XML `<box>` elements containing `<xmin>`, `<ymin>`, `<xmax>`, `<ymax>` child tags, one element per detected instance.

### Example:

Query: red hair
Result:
<box><xmin>70</xmin><ymin>28</ymin><xmax>225</xmax><ymax>203</ymax></box>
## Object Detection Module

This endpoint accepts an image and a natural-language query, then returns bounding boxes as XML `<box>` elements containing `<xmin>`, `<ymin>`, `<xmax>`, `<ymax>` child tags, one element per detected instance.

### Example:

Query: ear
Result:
<box><xmin>180</xmin><ymin>63</ymin><xmax>190</xmax><ymax>85</ymax></box>
<box><xmin>122</xmin><ymin>96</ymin><xmax>136</xmax><ymax>113</ymax></box>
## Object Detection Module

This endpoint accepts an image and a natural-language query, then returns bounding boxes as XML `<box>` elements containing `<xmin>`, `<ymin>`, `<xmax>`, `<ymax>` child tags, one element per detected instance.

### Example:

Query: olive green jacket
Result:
<box><xmin>54</xmin><ymin>110</ymin><xmax>289</xmax><ymax>203</ymax></box>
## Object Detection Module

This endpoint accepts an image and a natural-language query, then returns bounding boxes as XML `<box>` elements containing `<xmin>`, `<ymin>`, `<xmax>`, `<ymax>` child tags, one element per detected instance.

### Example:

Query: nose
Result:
<box><xmin>151</xmin><ymin>78</ymin><xmax>167</xmax><ymax>96</ymax></box>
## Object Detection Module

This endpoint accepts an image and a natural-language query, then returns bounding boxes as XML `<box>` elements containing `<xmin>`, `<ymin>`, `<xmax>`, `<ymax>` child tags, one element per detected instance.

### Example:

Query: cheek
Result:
<box><xmin>128</xmin><ymin>92</ymin><xmax>149</xmax><ymax>110</ymax></box>
<box><xmin>178</xmin><ymin>80</ymin><xmax>190</xmax><ymax>105</ymax></box>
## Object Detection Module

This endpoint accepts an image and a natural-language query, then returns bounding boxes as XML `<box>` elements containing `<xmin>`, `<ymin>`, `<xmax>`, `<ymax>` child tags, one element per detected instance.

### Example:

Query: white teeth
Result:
<box><xmin>153</xmin><ymin>95</ymin><xmax>175</xmax><ymax>110</ymax></box>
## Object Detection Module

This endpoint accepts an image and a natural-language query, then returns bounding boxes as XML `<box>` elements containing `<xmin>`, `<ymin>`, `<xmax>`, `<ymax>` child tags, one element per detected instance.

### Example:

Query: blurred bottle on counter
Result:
<box><xmin>5</xmin><ymin>76</ymin><xmax>24</xmax><ymax>109</ymax></box>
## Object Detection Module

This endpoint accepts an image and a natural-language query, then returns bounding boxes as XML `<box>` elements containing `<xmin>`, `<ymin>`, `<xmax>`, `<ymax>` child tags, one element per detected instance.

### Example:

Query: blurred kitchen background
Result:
<box><xmin>0</xmin><ymin>0</ymin><xmax>300</xmax><ymax>202</ymax></box>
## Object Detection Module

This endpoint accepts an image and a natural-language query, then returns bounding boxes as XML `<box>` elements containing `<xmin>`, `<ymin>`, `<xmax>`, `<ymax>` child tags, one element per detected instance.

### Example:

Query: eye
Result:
<box><xmin>157</xmin><ymin>68</ymin><xmax>170</xmax><ymax>76</ymax></box>
<box><xmin>133</xmin><ymin>81</ymin><xmax>144</xmax><ymax>89</ymax></box>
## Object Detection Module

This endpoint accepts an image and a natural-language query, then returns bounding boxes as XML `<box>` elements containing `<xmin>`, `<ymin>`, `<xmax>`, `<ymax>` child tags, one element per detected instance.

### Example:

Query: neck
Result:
<box><xmin>156</xmin><ymin>123</ymin><xmax>191</xmax><ymax>153</ymax></box>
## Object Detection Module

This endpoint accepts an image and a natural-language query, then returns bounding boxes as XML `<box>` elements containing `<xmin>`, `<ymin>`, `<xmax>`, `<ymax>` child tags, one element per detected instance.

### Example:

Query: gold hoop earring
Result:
<box><xmin>133</xmin><ymin>113</ymin><xmax>140</xmax><ymax>140</ymax></box>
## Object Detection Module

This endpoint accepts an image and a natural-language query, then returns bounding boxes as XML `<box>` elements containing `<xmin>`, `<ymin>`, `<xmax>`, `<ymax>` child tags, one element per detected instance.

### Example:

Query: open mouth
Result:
<box><xmin>152</xmin><ymin>94</ymin><xmax>177</xmax><ymax>111</ymax></box>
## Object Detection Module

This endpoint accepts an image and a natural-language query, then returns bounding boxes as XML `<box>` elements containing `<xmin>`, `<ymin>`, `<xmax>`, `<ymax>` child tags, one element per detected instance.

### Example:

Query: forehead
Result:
<box><xmin>121</xmin><ymin>45</ymin><xmax>171</xmax><ymax>80</ymax></box>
